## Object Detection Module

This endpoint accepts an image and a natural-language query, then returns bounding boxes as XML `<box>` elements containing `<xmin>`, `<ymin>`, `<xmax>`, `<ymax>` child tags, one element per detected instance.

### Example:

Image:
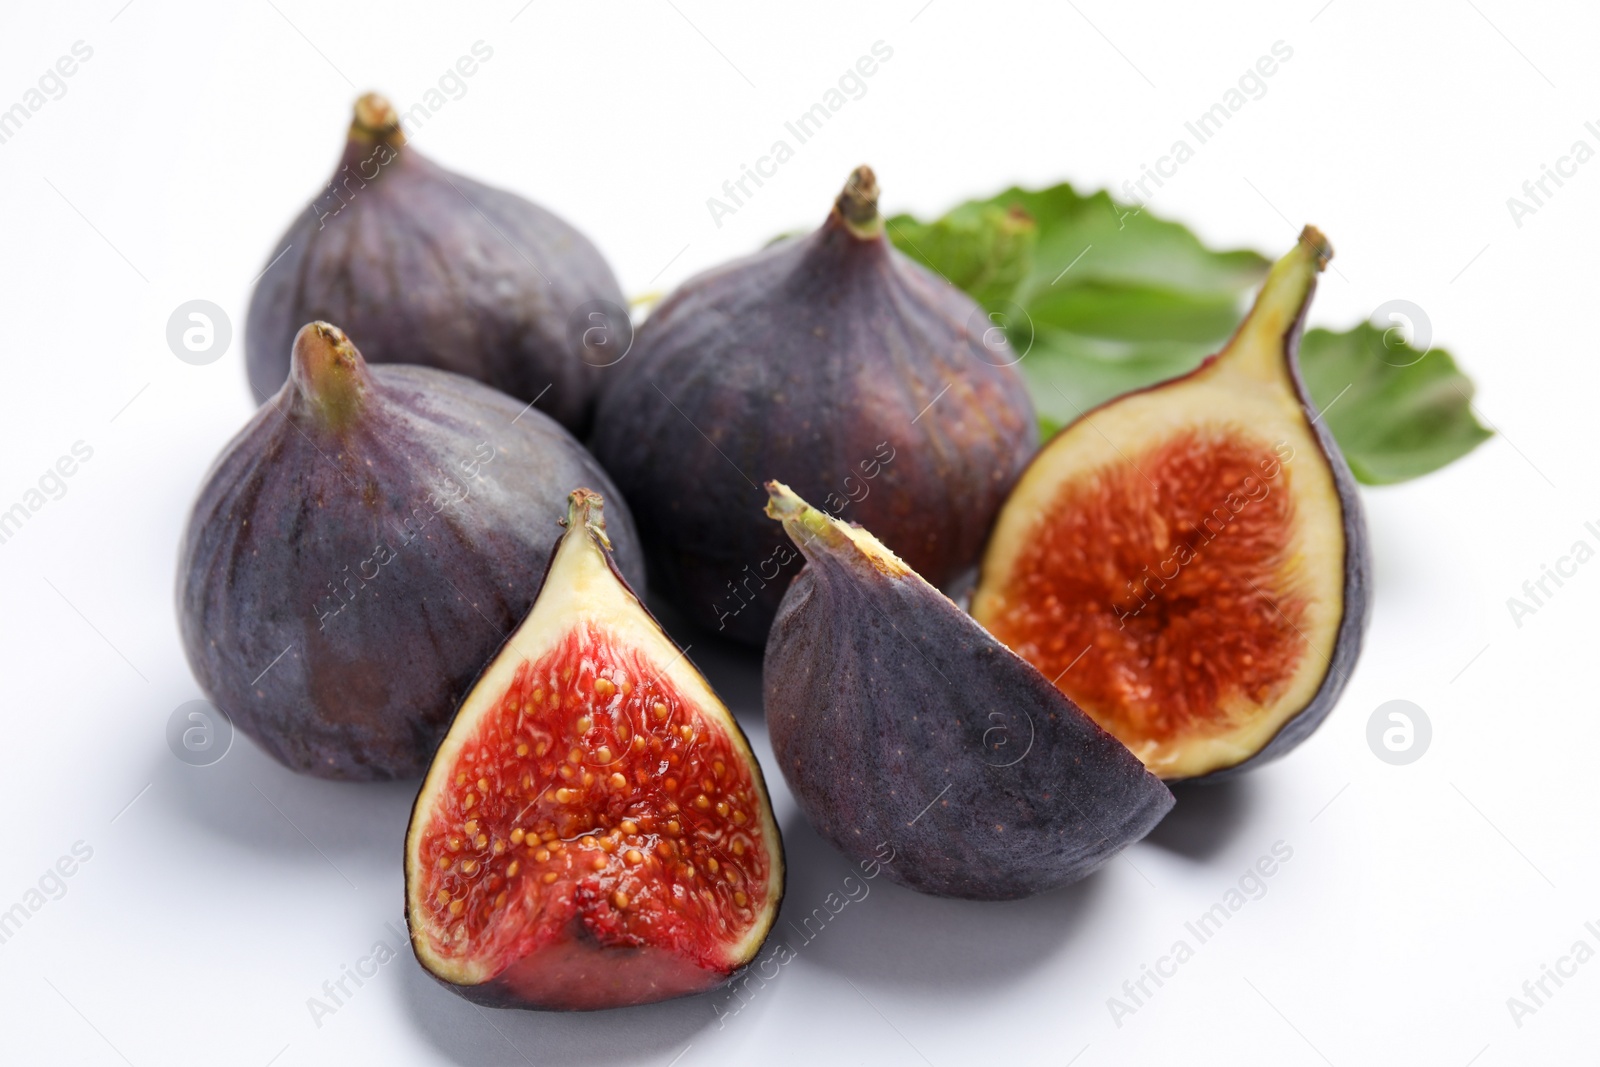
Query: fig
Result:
<box><xmin>971</xmin><ymin>227</ymin><xmax>1371</xmax><ymax>781</ymax></box>
<box><xmin>762</xmin><ymin>483</ymin><xmax>1172</xmax><ymax>901</ymax></box>
<box><xmin>405</xmin><ymin>490</ymin><xmax>783</xmax><ymax>1010</ymax></box>
<box><xmin>178</xmin><ymin>322</ymin><xmax>644</xmax><ymax>780</ymax></box>
<box><xmin>590</xmin><ymin>166</ymin><xmax>1038</xmax><ymax>645</ymax></box>
<box><xmin>246</xmin><ymin>93</ymin><xmax>626</xmax><ymax>434</ymax></box>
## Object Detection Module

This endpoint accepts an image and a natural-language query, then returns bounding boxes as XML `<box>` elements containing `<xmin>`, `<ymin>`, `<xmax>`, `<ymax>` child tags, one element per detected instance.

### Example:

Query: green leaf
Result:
<box><xmin>875</xmin><ymin>181</ymin><xmax>1492</xmax><ymax>485</ymax></box>
<box><xmin>1025</xmin><ymin>281</ymin><xmax>1244</xmax><ymax>342</ymax></box>
<box><xmin>1017</xmin><ymin>323</ymin><xmax>1494</xmax><ymax>485</ymax></box>
<box><xmin>972</xmin><ymin>185</ymin><xmax>1269</xmax><ymax>305</ymax></box>
<box><xmin>1297</xmin><ymin>325</ymin><xmax>1493</xmax><ymax>485</ymax></box>
<box><xmin>1018</xmin><ymin>328</ymin><xmax>1215</xmax><ymax>422</ymax></box>
<box><xmin>883</xmin><ymin>202</ymin><xmax>1037</xmax><ymax>309</ymax></box>
<box><xmin>884</xmin><ymin>182</ymin><xmax>1272</xmax><ymax>429</ymax></box>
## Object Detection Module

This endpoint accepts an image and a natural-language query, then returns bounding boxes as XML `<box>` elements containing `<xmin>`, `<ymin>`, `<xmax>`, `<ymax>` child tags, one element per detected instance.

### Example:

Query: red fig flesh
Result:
<box><xmin>972</xmin><ymin>228</ymin><xmax>1371</xmax><ymax>780</ymax></box>
<box><xmin>406</xmin><ymin>491</ymin><xmax>783</xmax><ymax>1010</ymax></box>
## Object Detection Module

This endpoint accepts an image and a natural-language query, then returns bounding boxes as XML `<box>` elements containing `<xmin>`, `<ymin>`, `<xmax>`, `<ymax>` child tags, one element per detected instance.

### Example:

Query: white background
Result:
<box><xmin>0</xmin><ymin>1</ymin><xmax>1594</xmax><ymax>1064</ymax></box>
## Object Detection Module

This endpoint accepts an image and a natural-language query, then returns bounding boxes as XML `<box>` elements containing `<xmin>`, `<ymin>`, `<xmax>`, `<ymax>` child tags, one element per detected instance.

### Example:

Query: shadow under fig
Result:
<box><xmin>154</xmin><ymin>592</ymin><xmax>768</xmax><ymax>874</ymax></box>
<box><xmin>769</xmin><ymin>809</ymin><xmax>1103</xmax><ymax>992</ymax></box>
<box><xmin>1142</xmin><ymin>775</ymin><xmax>1258</xmax><ymax>861</ymax></box>
<box><xmin>396</xmin><ymin>936</ymin><xmax>716</xmax><ymax>1066</ymax></box>
<box><xmin>150</xmin><ymin>730</ymin><xmax>420</xmax><ymax>877</ymax></box>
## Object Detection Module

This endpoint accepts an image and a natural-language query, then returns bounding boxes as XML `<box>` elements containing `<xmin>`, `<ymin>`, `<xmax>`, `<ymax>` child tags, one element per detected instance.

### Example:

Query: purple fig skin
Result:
<box><xmin>246</xmin><ymin>94</ymin><xmax>626</xmax><ymax>435</ymax></box>
<box><xmin>179</xmin><ymin>323</ymin><xmax>644</xmax><ymax>781</ymax></box>
<box><xmin>762</xmin><ymin>484</ymin><xmax>1172</xmax><ymax>901</ymax></box>
<box><xmin>590</xmin><ymin>166</ymin><xmax>1038</xmax><ymax>646</ymax></box>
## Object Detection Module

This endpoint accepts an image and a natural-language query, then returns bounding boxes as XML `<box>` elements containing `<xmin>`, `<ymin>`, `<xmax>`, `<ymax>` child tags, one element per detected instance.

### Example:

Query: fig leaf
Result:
<box><xmin>883</xmin><ymin>202</ymin><xmax>1037</xmax><ymax>309</ymax></box>
<box><xmin>1296</xmin><ymin>325</ymin><xmax>1494</xmax><ymax>485</ymax></box>
<box><xmin>880</xmin><ymin>182</ymin><xmax>1491</xmax><ymax>485</ymax></box>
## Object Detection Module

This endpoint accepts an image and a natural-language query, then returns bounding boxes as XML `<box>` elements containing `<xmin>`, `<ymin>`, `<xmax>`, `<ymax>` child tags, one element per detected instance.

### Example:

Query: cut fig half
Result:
<box><xmin>763</xmin><ymin>483</ymin><xmax>1172</xmax><ymax>900</ymax></box>
<box><xmin>972</xmin><ymin>227</ymin><xmax>1371</xmax><ymax>781</ymax></box>
<box><xmin>405</xmin><ymin>490</ymin><xmax>783</xmax><ymax>1011</ymax></box>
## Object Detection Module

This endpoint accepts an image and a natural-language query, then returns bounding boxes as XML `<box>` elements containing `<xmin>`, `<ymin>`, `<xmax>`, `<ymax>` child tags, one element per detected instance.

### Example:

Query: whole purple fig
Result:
<box><xmin>180</xmin><ymin>321</ymin><xmax>643</xmax><ymax>780</ymax></box>
<box><xmin>591</xmin><ymin>166</ymin><xmax>1038</xmax><ymax>645</ymax></box>
<box><xmin>246</xmin><ymin>93</ymin><xmax>626</xmax><ymax>434</ymax></box>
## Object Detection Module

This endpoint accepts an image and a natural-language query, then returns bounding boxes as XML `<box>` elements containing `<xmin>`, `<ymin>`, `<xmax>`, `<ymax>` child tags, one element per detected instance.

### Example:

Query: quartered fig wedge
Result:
<box><xmin>178</xmin><ymin>322</ymin><xmax>643</xmax><ymax>780</ymax></box>
<box><xmin>591</xmin><ymin>166</ymin><xmax>1038</xmax><ymax>645</ymax></box>
<box><xmin>246</xmin><ymin>93</ymin><xmax>626</xmax><ymax>433</ymax></box>
<box><xmin>763</xmin><ymin>483</ymin><xmax>1172</xmax><ymax>901</ymax></box>
<box><xmin>405</xmin><ymin>491</ymin><xmax>784</xmax><ymax>1011</ymax></box>
<box><xmin>972</xmin><ymin>227</ymin><xmax>1371</xmax><ymax>781</ymax></box>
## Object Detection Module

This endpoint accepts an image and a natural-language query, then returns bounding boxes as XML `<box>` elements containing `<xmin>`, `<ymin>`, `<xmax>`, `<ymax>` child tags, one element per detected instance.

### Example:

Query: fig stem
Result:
<box><xmin>566</xmin><ymin>489</ymin><xmax>613</xmax><ymax>551</ymax></box>
<box><xmin>764</xmin><ymin>482</ymin><xmax>830</xmax><ymax>543</ymax></box>
<box><xmin>834</xmin><ymin>165</ymin><xmax>882</xmax><ymax>239</ymax></box>
<box><xmin>764</xmin><ymin>481</ymin><xmax>909</xmax><ymax>577</ymax></box>
<box><xmin>1216</xmin><ymin>225</ymin><xmax>1332</xmax><ymax>384</ymax></box>
<box><xmin>289</xmin><ymin>322</ymin><xmax>371</xmax><ymax>430</ymax></box>
<box><xmin>350</xmin><ymin>91</ymin><xmax>407</xmax><ymax>148</ymax></box>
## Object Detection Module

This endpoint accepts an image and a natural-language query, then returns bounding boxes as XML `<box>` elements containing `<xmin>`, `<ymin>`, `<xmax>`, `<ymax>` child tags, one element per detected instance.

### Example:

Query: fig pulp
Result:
<box><xmin>763</xmin><ymin>483</ymin><xmax>1172</xmax><ymax>900</ymax></box>
<box><xmin>178</xmin><ymin>322</ymin><xmax>644</xmax><ymax>780</ymax></box>
<box><xmin>406</xmin><ymin>491</ymin><xmax>783</xmax><ymax>1010</ymax></box>
<box><xmin>591</xmin><ymin>166</ymin><xmax>1038</xmax><ymax>645</ymax></box>
<box><xmin>971</xmin><ymin>227</ymin><xmax>1371</xmax><ymax>781</ymax></box>
<box><xmin>246</xmin><ymin>93</ymin><xmax>626</xmax><ymax>434</ymax></box>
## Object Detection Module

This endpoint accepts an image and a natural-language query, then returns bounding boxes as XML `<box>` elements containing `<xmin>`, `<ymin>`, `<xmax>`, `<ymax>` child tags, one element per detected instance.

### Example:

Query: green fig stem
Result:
<box><xmin>565</xmin><ymin>489</ymin><xmax>613</xmax><ymax>551</ymax></box>
<box><xmin>290</xmin><ymin>322</ymin><xmax>372</xmax><ymax>430</ymax></box>
<box><xmin>833</xmin><ymin>165</ymin><xmax>882</xmax><ymax>239</ymax></box>
<box><xmin>350</xmin><ymin>91</ymin><xmax>407</xmax><ymax>148</ymax></box>
<box><xmin>765</xmin><ymin>482</ymin><xmax>833</xmax><ymax>545</ymax></box>
<box><xmin>1217</xmin><ymin>224</ymin><xmax>1332</xmax><ymax>383</ymax></box>
<box><xmin>764</xmin><ymin>481</ymin><xmax>909</xmax><ymax>576</ymax></box>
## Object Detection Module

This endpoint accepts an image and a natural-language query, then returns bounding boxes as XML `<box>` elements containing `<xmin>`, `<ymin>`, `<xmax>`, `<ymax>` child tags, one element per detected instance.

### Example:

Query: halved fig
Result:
<box><xmin>971</xmin><ymin>227</ymin><xmax>1371</xmax><ymax>781</ymax></box>
<box><xmin>405</xmin><ymin>490</ymin><xmax>783</xmax><ymax>1011</ymax></box>
<box><xmin>763</xmin><ymin>483</ymin><xmax>1172</xmax><ymax>901</ymax></box>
